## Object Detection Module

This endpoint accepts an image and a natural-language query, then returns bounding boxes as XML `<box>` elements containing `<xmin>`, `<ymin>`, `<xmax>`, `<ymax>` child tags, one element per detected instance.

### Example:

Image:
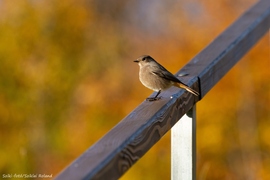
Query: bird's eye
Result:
<box><xmin>142</xmin><ymin>57</ymin><xmax>146</xmax><ymax>61</ymax></box>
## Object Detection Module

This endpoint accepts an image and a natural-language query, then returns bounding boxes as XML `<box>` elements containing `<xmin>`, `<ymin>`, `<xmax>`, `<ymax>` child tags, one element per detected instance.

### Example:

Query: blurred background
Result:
<box><xmin>0</xmin><ymin>0</ymin><xmax>269</xmax><ymax>179</ymax></box>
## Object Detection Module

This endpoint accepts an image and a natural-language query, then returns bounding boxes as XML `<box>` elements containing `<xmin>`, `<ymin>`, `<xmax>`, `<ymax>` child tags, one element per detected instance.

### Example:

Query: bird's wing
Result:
<box><xmin>151</xmin><ymin>68</ymin><xmax>181</xmax><ymax>83</ymax></box>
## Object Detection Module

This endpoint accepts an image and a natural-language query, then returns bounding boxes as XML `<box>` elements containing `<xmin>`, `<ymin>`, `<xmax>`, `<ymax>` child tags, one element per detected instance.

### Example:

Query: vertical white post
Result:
<box><xmin>171</xmin><ymin>105</ymin><xmax>196</xmax><ymax>180</ymax></box>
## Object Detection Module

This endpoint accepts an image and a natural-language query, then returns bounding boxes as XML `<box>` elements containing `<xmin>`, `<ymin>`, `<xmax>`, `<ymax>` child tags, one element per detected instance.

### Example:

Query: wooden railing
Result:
<box><xmin>55</xmin><ymin>0</ymin><xmax>270</xmax><ymax>179</ymax></box>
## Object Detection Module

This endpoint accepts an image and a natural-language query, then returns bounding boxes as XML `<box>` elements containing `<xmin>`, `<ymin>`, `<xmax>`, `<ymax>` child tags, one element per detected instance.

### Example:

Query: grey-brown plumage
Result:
<box><xmin>134</xmin><ymin>55</ymin><xmax>199</xmax><ymax>101</ymax></box>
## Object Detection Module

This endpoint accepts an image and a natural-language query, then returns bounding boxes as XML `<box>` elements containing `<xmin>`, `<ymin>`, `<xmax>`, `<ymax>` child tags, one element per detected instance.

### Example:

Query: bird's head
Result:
<box><xmin>134</xmin><ymin>55</ymin><xmax>155</xmax><ymax>67</ymax></box>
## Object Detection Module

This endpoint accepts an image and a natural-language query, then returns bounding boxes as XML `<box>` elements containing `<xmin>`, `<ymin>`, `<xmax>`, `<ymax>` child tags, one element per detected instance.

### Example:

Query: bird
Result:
<box><xmin>134</xmin><ymin>55</ymin><xmax>199</xmax><ymax>101</ymax></box>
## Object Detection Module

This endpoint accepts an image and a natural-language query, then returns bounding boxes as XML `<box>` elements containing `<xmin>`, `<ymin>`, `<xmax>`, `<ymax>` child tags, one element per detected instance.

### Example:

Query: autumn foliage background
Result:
<box><xmin>0</xmin><ymin>0</ymin><xmax>269</xmax><ymax>179</ymax></box>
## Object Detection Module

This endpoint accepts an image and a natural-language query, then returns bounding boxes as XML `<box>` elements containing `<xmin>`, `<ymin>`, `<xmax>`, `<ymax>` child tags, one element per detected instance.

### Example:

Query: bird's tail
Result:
<box><xmin>173</xmin><ymin>82</ymin><xmax>199</xmax><ymax>96</ymax></box>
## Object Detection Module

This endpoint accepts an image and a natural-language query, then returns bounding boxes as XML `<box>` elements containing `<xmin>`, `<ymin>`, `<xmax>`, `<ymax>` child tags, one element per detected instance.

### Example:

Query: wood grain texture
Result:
<box><xmin>56</xmin><ymin>84</ymin><xmax>199</xmax><ymax>180</ymax></box>
<box><xmin>180</xmin><ymin>0</ymin><xmax>270</xmax><ymax>97</ymax></box>
<box><xmin>55</xmin><ymin>0</ymin><xmax>270</xmax><ymax>179</ymax></box>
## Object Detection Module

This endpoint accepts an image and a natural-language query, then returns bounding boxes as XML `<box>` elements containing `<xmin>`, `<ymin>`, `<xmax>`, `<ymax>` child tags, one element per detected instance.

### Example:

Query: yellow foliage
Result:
<box><xmin>0</xmin><ymin>0</ymin><xmax>269</xmax><ymax>179</ymax></box>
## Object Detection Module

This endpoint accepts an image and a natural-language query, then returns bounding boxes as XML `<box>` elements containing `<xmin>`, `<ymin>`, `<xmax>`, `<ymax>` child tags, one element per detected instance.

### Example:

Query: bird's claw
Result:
<box><xmin>146</xmin><ymin>97</ymin><xmax>161</xmax><ymax>101</ymax></box>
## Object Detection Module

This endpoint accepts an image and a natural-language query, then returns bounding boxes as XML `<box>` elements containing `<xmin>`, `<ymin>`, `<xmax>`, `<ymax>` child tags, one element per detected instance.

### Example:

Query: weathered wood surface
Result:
<box><xmin>182</xmin><ymin>0</ymin><xmax>270</xmax><ymax>97</ymax></box>
<box><xmin>55</xmin><ymin>0</ymin><xmax>270</xmax><ymax>179</ymax></box>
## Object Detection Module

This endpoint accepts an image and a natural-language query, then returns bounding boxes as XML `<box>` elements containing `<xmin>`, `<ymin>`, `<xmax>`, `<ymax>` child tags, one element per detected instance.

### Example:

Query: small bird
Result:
<box><xmin>134</xmin><ymin>55</ymin><xmax>199</xmax><ymax>101</ymax></box>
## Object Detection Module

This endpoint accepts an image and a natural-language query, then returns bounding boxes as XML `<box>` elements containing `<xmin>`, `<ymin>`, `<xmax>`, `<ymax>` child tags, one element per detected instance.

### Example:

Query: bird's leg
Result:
<box><xmin>146</xmin><ymin>90</ymin><xmax>161</xmax><ymax>101</ymax></box>
<box><xmin>153</xmin><ymin>90</ymin><xmax>161</xmax><ymax>98</ymax></box>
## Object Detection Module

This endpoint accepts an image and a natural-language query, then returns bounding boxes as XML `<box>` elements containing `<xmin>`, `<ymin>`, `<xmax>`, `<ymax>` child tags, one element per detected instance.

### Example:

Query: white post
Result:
<box><xmin>171</xmin><ymin>105</ymin><xmax>196</xmax><ymax>180</ymax></box>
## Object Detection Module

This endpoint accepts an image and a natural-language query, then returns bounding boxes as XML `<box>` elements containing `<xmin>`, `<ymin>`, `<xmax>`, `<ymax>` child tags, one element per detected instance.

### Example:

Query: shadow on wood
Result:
<box><xmin>55</xmin><ymin>0</ymin><xmax>270</xmax><ymax>179</ymax></box>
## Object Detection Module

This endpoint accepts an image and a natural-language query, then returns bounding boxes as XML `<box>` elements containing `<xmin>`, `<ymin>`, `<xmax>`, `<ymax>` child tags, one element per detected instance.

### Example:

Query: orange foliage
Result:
<box><xmin>0</xmin><ymin>0</ymin><xmax>269</xmax><ymax>179</ymax></box>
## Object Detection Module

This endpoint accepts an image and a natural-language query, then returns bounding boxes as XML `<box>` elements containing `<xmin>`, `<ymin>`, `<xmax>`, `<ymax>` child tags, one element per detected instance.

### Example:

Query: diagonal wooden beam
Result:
<box><xmin>55</xmin><ymin>0</ymin><xmax>270</xmax><ymax>179</ymax></box>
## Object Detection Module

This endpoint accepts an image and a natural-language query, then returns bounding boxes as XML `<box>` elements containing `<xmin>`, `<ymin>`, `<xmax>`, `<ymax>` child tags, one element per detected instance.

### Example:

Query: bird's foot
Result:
<box><xmin>146</xmin><ymin>97</ymin><xmax>161</xmax><ymax>101</ymax></box>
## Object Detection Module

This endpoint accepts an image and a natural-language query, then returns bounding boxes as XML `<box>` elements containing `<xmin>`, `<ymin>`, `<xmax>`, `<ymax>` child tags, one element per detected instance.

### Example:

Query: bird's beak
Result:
<box><xmin>134</xmin><ymin>60</ymin><xmax>139</xmax><ymax>63</ymax></box>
